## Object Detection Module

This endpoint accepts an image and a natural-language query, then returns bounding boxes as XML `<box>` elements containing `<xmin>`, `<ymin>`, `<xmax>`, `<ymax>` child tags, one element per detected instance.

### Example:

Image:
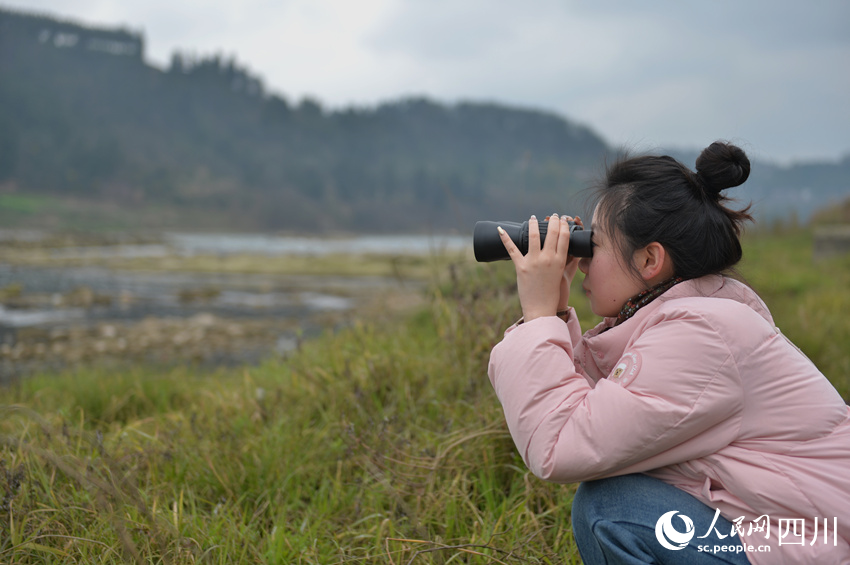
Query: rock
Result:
<box><xmin>188</xmin><ymin>313</ymin><xmax>217</xmax><ymax>327</ymax></box>
<box><xmin>100</xmin><ymin>324</ymin><xmax>118</xmax><ymax>339</ymax></box>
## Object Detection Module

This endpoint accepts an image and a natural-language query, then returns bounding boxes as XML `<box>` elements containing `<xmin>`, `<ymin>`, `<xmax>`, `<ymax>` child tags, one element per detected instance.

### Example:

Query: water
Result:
<box><xmin>165</xmin><ymin>232</ymin><xmax>468</xmax><ymax>256</ymax></box>
<box><xmin>44</xmin><ymin>232</ymin><xmax>470</xmax><ymax>260</ymax></box>
<box><xmin>0</xmin><ymin>264</ymin><xmax>368</xmax><ymax>329</ymax></box>
<box><xmin>0</xmin><ymin>233</ymin><xmax>467</xmax><ymax>378</ymax></box>
<box><xmin>0</xmin><ymin>232</ymin><xmax>469</xmax><ymax>326</ymax></box>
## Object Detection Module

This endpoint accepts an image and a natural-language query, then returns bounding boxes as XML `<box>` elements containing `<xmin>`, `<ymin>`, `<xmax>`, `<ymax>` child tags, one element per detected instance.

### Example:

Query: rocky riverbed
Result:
<box><xmin>0</xmin><ymin>230</ymin><xmax>454</xmax><ymax>381</ymax></box>
<box><xmin>3</xmin><ymin>313</ymin><xmax>294</xmax><ymax>368</ymax></box>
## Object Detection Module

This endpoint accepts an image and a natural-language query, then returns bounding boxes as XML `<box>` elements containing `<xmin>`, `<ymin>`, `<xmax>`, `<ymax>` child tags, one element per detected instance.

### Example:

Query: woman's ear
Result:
<box><xmin>636</xmin><ymin>242</ymin><xmax>675</xmax><ymax>283</ymax></box>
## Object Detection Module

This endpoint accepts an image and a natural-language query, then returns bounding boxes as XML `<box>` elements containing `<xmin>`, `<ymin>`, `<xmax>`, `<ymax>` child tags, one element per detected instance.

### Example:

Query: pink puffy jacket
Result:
<box><xmin>488</xmin><ymin>275</ymin><xmax>850</xmax><ymax>564</ymax></box>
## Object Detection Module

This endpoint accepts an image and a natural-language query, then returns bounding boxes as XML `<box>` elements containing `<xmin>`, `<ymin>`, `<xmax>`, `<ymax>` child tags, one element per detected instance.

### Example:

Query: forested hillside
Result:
<box><xmin>1</xmin><ymin>7</ymin><xmax>847</xmax><ymax>232</ymax></box>
<box><xmin>0</xmin><ymin>8</ymin><xmax>608</xmax><ymax>232</ymax></box>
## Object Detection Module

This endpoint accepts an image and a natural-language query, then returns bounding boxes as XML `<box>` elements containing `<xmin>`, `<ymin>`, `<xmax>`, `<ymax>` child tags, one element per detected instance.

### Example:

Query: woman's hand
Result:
<box><xmin>499</xmin><ymin>214</ymin><xmax>582</xmax><ymax>323</ymax></box>
<box><xmin>559</xmin><ymin>215</ymin><xmax>583</xmax><ymax>312</ymax></box>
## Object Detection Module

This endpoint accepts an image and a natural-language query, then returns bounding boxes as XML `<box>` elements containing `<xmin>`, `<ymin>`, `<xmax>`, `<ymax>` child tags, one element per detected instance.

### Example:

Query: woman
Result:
<box><xmin>488</xmin><ymin>142</ymin><xmax>850</xmax><ymax>564</ymax></box>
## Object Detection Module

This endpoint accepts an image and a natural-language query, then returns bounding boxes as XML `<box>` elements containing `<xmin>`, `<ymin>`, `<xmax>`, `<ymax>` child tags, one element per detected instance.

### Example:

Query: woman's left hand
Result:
<box><xmin>558</xmin><ymin>215</ymin><xmax>583</xmax><ymax>312</ymax></box>
<box><xmin>498</xmin><ymin>213</ymin><xmax>576</xmax><ymax>323</ymax></box>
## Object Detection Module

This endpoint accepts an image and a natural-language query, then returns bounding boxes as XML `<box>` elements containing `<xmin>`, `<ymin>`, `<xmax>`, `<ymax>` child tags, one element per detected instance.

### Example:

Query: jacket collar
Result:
<box><xmin>578</xmin><ymin>275</ymin><xmax>773</xmax><ymax>381</ymax></box>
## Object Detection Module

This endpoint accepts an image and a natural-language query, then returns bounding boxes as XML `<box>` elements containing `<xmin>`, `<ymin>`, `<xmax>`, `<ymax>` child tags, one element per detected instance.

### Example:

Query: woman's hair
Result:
<box><xmin>593</xmin><ymin>141</ymin><xmax>754</xmax><ymax>281</ymax></box>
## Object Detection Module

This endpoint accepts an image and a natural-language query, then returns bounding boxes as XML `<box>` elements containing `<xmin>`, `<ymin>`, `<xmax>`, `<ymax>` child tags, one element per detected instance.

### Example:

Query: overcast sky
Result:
<box><xmin>8</xmin><ymin>0</ymin><xmax>850</xmax><ymax>164</ymax></box>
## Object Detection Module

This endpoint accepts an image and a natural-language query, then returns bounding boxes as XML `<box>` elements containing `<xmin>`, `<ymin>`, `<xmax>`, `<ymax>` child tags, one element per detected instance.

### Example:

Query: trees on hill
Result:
<box><xmin>3</xmin><ymin>7</ymin><xmax>846</xmax><ymax>231</ymax></box>
<box><xmin>0</xmin><ymin>8</ymin><xmax>609</xmax><ymax>231</ymax></box>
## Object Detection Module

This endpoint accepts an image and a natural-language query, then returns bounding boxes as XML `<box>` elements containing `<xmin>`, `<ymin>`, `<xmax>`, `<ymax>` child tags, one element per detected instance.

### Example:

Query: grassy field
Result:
<box><xmin>0</xmin><ymin>229</ymin><xmax>848</xmax><ymax>564</ymax></box>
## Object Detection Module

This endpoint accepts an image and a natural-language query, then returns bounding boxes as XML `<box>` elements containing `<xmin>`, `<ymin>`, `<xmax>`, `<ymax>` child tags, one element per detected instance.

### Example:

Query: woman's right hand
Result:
<box><xmin>498</xmin><ymin>213</ymin><xmax>575</xmax><ymax>323</ymax></box>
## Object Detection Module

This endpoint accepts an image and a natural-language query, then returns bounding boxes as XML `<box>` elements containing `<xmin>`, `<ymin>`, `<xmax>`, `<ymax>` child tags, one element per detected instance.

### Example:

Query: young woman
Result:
<box><xmin>488</xmin><ymin>142</ymin><xmax>850</xmax><ymax>564</ymax></box>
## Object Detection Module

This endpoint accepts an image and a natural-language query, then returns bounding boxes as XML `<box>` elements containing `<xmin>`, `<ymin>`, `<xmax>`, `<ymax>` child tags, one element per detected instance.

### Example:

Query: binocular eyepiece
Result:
<box><xmin>473</xmin><ymin>219</ymin><xmax>593</xmax><ymax>262</ymax></box>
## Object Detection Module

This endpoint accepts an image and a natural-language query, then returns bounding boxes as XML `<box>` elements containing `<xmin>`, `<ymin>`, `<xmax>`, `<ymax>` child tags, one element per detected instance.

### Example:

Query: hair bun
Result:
<box><xmin>694</xmin><ymin>141</ymin><xmax>751</xmax><ymax>197</ymax></box>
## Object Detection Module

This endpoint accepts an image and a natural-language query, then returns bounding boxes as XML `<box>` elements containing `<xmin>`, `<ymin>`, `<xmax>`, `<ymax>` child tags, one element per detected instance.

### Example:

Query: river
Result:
<box><xmin>0</xmin><ymin>232</ymin><xmax>470</xmax><ymax>380</ymax></box>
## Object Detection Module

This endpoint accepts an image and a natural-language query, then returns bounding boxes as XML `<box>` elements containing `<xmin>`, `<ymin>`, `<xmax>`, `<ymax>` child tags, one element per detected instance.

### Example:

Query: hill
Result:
<box><xmin>1</xmin><ymin>7</ymin><xmax>848</xmax><ymax>233</ymax></box>
<box><xmin>0</xmin><ymin>7</ymin><xmax>607</xmax><ymax>232</ymax></box>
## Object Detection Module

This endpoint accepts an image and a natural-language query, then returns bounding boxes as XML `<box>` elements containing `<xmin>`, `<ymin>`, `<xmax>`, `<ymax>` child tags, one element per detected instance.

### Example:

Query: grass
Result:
<box><xmin>0</xmin><ymin>194</ymin><xmax>57</xmax><ymax>216</ymax></box>
<box><xmin>738</xmin><ymin>229</ymin><xmax>850</xmax><ymax>394</ymax></box>
<box><xmin>0</xmin><ymin>196</ymin><xmax>262</xmax><ymax>233</ymax></box>
<box><xmin>0</xmin><ymin>228</ymin><xmax>847</xmax><ymax>564</ymax></box>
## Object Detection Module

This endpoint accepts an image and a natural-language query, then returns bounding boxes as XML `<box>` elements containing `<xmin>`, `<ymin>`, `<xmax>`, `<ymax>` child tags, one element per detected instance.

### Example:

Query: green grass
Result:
<box><xmin>739</xmin><ymin>230</ymin><xmax>850</xmax><ymax>395</ymax></box>
<box><xmin>0</xmin><ymin>229</ymin><xmax>847</xmax><ymax>563</ymax></box>
<box><xmin>0</xmin><ymin>194</ymin><xmax>56</xmax><ymax>215</ymax></box>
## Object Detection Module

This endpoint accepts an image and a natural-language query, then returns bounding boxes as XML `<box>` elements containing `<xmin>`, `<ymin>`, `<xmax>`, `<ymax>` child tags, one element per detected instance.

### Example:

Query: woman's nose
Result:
<box><xmin>578</xmin><ymin>257</ymin><xmax>590</xmax><ymax>274</ymax></box>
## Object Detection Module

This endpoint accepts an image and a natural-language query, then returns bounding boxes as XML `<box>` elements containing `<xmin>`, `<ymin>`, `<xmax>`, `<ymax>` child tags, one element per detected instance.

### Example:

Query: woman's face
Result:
<box><xmin>577</xmin><ymin>208</ymin><xmax>647</xmax><ymax>318</ymax></box>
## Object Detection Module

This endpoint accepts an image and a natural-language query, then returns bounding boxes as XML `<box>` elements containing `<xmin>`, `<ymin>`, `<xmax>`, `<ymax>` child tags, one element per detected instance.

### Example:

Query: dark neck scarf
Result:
<box><xmin>615</xmin><ymin>276</ymin><xmax>685</xmax><ymax>326</ymax></box>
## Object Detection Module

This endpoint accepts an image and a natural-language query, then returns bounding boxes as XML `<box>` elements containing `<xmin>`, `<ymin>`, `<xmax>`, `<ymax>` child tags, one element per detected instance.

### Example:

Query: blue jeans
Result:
<box><xmin>571</xmin><ymin>474</ymin><xmax>751</xmax><ymax>564</ymax></box>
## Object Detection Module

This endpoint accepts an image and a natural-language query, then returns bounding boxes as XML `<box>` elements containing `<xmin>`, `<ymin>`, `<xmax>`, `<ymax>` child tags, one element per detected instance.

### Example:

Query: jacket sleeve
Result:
<box><xmin>488</xmin><ymin>308</ymin><xmax>745</xmax><ymax>483</ymax></box>
<box><xmin>501</xmin><ymin>308</ymin><xmax>597</xmax><ymax>386</ymax></box>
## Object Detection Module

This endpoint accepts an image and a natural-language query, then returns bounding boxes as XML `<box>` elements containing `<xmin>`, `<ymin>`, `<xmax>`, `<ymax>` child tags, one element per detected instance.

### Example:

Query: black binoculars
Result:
<box><xmin>473</xmin><ymin>219</ymin><xmax>593</xmax><ymax>262</ymax></box>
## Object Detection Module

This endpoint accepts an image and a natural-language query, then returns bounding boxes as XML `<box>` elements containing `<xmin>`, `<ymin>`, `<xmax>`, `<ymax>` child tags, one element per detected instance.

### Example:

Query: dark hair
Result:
<box><xmin>593</xmin><ymin>141</ymin><xmax>753</xmax><ymax>281</ymax></box>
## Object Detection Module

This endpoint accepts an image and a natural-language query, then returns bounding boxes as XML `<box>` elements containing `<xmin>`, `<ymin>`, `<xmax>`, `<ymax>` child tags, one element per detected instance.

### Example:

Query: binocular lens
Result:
<box><xmin>473</xmin><ymin>220</ymin><xmax>593</xmax><ymax>262</ymax></box>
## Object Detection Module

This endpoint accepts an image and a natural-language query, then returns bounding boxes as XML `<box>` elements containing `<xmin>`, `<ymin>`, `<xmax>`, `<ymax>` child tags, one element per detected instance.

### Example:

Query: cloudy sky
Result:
<box><xmin>9</xmin><ymin>0</ymin><xmax>850</xmax><ymax>163</ymax></box>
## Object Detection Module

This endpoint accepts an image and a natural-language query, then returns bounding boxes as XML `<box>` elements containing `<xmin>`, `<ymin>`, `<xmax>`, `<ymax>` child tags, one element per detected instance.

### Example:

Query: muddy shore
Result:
<box><xmin>0</xmin><ymin>231</ymin><xmax>449</xmax><ymax>381</ymax></box>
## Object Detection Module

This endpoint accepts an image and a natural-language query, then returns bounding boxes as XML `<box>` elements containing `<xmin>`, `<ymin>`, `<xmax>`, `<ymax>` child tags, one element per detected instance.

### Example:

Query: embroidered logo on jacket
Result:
<box><xmin>611</xmin><ymin>351</ymin><xmax>641</xmax><ymax>386</ymax></box>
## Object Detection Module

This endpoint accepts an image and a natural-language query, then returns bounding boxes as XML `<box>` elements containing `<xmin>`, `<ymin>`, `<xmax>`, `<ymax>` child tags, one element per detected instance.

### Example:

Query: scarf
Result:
<box><xmin>615</xmin><ymin>276</ymin><xmax>685</xmax><ymax>326</ymax></box>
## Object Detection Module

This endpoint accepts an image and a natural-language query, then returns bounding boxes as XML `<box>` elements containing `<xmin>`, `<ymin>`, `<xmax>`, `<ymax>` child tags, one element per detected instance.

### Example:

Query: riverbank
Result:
<box><xmin>0</xmin><ymin>279</ymin><xmax>427</xmax><ymax>381</ymax></box>
<box><xmin>0</xmin><ymin>230</ymin><xmax>467</xmax><ymax>381</ymax></box>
